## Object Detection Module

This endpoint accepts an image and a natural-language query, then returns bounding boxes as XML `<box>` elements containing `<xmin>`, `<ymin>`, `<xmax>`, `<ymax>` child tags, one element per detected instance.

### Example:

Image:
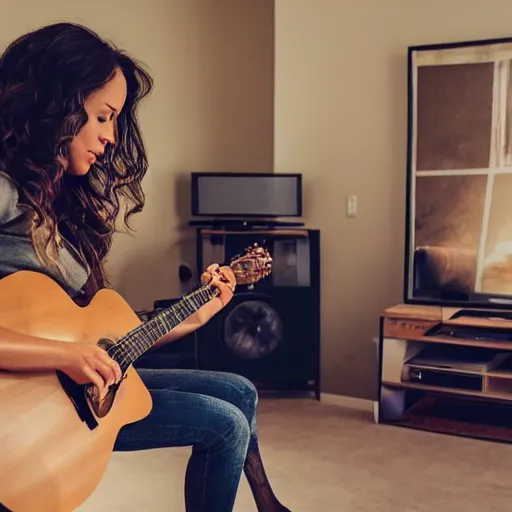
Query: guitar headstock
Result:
<box><xmin>229</xmin><ymin>243</ymin><xmax>272</xmax><ymax>285</ymax></box>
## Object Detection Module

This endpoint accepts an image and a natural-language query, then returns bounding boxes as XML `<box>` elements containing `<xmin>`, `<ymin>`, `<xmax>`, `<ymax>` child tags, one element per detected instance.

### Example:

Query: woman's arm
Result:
<box><xmin>0</xmin><ymin>326</ymin><xmax>70</xmax><ymax>372</ymax></box>
<box><xmin>152</xmin><ymin>296</ymin><xmax>224</xmax><ymax>348</ymax></box>
<box><xmin>0</xmin><ymin>326</ymin><xmax>122</xmax><ymax>398</ymax></box>
<box><xmin>152</xmin><ymin>265</ymin><xmax>236</xmax><ymax>349</ymax></box>
<box><xmin>0</xmin><ymin>267</ymin><xmax>234</xmax><ymax>389</ymax></box>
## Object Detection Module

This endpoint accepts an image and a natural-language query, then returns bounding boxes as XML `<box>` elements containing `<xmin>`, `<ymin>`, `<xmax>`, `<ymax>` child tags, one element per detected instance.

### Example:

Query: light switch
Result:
<box><xmin>347</xmin><ymin>195</ymin><xmax>357</xmax><ymax>218</ymax></box>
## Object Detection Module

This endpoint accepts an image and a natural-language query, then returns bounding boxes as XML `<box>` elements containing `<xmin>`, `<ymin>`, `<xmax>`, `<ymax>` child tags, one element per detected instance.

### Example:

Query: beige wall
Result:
<box><xmin>1</xmin><ymin>0</ymin><xmax>275</xmax><ymax>311</ymax></box>
<box><xmin>275</xmin><ymin>0</ymin><xmax>512</xmax><ymax>399</ymax></box>
<box><xmin>7</xmin><ymin>0</ymin><xmax>512</xmax><ymax>401</ymax></box>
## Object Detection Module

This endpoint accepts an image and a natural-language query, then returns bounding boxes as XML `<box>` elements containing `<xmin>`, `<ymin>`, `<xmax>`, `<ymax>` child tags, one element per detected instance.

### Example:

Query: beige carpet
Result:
<box><xmin>77</xmin><ymin>397</ymin><xmax>512</xmax><ymax>511</ymax></box>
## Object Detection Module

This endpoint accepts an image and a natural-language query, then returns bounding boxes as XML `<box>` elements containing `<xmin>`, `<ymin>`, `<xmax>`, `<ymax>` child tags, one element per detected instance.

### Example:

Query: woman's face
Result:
<box><xmin>66</xmin><ymin>67</ymin><xmax>127</xmax><ymax>176</ymax></box>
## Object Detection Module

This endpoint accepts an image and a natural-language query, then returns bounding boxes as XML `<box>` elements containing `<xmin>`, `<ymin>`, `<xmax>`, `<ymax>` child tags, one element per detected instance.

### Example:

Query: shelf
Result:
<box><xmin>401</xmin><ymin>363</ymin><xmax>512</xmax><ymax>380</ymax></box>
<box><xmin>388</xmin><ymin>394</ymin><xmax>512</xmax><ymax>444</ymax></box>
<box><xmin>383</xmin><ymin>380</ymin><xmax>486</xmax><ymax>400</ymax></box>
<box><xmin>402</xmin><ymin>362</ymin><xmax>486</xmax><ymax>376</ymax></box>
<box><xmin>383</xmin><ymin>304</ymin><xmax>442</xmax><ymax>321</ymax></box>
<box><xmin>384</xmin><ymin>376</ymin><xmax>512</xmax><ymax>402</ymax></box>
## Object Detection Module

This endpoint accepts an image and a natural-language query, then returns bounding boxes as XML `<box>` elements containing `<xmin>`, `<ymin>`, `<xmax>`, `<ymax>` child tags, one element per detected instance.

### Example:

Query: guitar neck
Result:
<box><xmin>106</xmin><ymin>244</ymin><xmax>271</xmax><ymax>373</ymax></box>
<box><xmin>108</xmin><ymin>284</ymin><xmax>217</xmax><ymax>373</ymax></box>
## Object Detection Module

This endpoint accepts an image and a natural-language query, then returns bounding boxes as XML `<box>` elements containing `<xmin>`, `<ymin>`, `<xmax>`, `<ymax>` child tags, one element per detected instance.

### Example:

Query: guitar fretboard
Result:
<box><xmin>108</xmin><ymin>285</ymin><xmax>215</xmax><ymax>373</ymax></box>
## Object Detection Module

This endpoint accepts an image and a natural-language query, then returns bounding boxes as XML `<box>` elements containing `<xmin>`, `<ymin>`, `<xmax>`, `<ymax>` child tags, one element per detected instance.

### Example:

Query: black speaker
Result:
<box><xmin>195</xmin><ymin>228</ymin><xmax>320</xmax><ymax>399</ymax></box>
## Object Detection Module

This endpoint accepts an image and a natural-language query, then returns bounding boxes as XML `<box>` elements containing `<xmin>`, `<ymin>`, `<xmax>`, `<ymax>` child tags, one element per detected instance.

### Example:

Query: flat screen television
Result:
<box><xmin>191</xmin><ymin>172</ymin><xmax>302</xmax><ymax>218</ymax></box>
<box><xmin>405</xmin><ymin>36</ymin><xmax>512</xmax><ymax>309</ymax></box>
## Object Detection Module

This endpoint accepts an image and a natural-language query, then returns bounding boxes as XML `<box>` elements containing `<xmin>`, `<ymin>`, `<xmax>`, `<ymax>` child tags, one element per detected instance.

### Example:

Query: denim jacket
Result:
<box><xmin>0</xmin><ymin>172</ymin><xmax>89</xmax><ymax>299</ymax></box>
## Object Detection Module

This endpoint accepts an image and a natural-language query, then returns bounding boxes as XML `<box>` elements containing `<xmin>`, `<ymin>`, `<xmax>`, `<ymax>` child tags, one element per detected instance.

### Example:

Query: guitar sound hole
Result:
<box><xmin>86</xmin><ymin>382</ymin><xmax>121</xmax><ymax>418</ymax></box>
<box><xmin>86</xmin><ymin>336</ymin><xmax>125</xmax><ymax>418</ymax></box>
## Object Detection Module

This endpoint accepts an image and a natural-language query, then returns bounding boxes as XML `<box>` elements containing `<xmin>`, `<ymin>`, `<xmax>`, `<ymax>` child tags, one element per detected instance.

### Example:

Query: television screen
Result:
<box><xmin>405</xmin><ymin>37</ymin><xmax>512</xmax><ymax>309</ymax></box>
<box><xmin>191</xmin><ymin>173</ymin><xmax>302</xmax><ymax>217</ymax></box>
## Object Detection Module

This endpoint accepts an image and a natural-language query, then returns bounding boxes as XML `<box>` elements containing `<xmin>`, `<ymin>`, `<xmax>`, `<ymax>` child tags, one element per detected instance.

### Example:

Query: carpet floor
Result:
<box><xmin>77</xmin><ymin>397</ymin><xmax>512</xmax><ymax>511</ymax></box>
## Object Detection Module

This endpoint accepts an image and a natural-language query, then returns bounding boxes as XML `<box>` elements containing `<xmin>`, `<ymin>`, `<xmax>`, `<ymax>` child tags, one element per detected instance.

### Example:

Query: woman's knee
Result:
<box><xmin>222</xmin><ymin>373</ymin><xmax>258</xmax><ymax>416</ymax></box>
<box><xmin>201</xmin><ymin>397</ymin><xmax>251</xmax><ymax>454</ymax></box>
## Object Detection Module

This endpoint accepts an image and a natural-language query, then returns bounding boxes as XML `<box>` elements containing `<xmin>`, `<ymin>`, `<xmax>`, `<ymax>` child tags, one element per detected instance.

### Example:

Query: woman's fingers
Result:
<box><xmin>83</xmin><ymin>365</ymin><xmax>107</xmax><ymax>398</ymax></box>
<box><xmin>95</xmin><ymin>360</ymin><xmax>116</xmax><ymax>387</ymax></box>
<box><xmin>206</xmin><ymin>263</ymin><xmax>220</xmax><ymax>274</ymax></box>
<box><xmin>218</xmin><ymin>266</ymin><xmax>236</xmax><ymax>289</ymax></box>
<box><xmin>99</xmin><ymin>350</ymin><xmax>122</xmax><ymax>382</ymax></box>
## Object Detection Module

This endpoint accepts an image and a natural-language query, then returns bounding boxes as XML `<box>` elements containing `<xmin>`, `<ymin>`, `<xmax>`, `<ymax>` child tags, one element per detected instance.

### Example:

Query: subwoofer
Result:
<box><xmin>195</xmin><ymin>227</ymin><xmax>320</xmax><ymax>398</ymax></box>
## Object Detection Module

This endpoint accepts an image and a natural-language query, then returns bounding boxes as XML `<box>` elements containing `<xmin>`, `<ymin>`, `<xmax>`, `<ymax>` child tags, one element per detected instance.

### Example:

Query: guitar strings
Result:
<box><xmin>107</xmin><ymin>246</ymin><xmax>268</xmax><ymax>372</ymax></box>
<box><xmin>110</xmin><ymin>286</ymin><xmax>211</xmax><ymax>368</ymax></box>
<box><xmin>108</xmin><ymin>285</ymin><xmax>215</xmax><ymax>371</ymax></box>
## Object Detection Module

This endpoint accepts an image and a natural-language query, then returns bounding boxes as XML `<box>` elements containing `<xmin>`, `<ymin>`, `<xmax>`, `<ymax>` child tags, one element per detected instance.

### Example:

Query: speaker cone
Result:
<box><xmin>222</xmin><ymin>297</ymin><xmax>283</xmax><ymax>360</ymax></box>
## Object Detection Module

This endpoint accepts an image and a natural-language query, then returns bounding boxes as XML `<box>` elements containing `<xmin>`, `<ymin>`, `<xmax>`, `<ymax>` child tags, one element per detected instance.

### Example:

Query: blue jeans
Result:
<box><xmin>113</xmin><ymin>369</ymin><xmax>257</xmax><ymax>512</ymax></box>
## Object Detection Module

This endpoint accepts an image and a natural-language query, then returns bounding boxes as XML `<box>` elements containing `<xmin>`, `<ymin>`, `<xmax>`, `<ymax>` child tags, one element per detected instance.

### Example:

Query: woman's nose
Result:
<box><xmin>100</xmin><ymin>135</ymin><xmax>114</xmax><ymax>146</ymax></box>
<box><xmin>100</xmin><ymin>125</ymin><xmax>116</xmax><ymax>146</ymax></box>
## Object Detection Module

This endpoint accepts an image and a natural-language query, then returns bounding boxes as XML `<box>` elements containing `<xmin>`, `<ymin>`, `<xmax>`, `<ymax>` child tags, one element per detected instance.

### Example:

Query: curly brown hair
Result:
<box><xmin>0</xmin><ymin>22</ymin><xmax>153</xmax><ymax>298</ymax></box>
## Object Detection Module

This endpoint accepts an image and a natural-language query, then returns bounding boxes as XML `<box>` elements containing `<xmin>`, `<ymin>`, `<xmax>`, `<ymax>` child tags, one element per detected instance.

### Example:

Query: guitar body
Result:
<box><xmin>0</xmin><ymin>245</ymin><xmax>273</xmax><ymax>512</ymax></box>
<box><xmin>0</xmin><ymin>271</ymin><xmax>153</xmax><ymax>512</ymax></box>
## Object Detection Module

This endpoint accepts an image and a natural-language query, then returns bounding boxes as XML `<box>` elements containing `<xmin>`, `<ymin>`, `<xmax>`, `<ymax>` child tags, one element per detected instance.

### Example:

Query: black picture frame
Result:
<box><xmin>404</xmin><ymin>36</ymin><xmax>512</xmax><ymax>310</ymax></box>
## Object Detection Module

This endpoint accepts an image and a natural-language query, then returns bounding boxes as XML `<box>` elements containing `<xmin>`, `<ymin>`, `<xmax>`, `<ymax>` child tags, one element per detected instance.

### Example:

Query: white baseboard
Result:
<box><xmin>320</xmin><ymin>393</ymin><xmax>375</xmax><ymax>412</ymax></box>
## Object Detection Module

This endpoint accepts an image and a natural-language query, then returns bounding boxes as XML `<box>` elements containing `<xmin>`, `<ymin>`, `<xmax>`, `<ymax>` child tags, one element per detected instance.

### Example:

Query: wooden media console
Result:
<box><xmin>377</xmin><ymin>304</ymin><xmax>512</xmax><ymax>442</ymax></box>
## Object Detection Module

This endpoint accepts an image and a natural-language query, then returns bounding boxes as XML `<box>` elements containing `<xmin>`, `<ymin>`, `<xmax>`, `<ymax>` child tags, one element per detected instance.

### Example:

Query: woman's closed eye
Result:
<box><xmin>98</xmin><ymin>113</ymin><xmax>115</xmax><ymax>123</ymax></box>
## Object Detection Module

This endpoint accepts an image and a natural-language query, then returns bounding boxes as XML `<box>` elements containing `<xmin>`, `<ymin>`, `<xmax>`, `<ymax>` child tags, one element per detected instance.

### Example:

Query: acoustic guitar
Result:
<box><xmin>0</xmin><ymin>244</ymin><xmax>272</xmax><ymax>512</ymax></box>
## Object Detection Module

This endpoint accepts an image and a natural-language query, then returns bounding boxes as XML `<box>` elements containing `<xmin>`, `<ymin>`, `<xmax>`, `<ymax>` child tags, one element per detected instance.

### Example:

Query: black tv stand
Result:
<box><xmin>188</xmin><ymin>219</ymin><xmax>305</xmax><ymax>229</ymax></box>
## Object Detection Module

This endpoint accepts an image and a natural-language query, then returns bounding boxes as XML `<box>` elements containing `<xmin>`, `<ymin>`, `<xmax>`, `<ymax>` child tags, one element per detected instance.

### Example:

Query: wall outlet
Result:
<box><xmin>347</xmin><ymin>194</ymin><xmax>357</xmax><ymax>218</ymax></box>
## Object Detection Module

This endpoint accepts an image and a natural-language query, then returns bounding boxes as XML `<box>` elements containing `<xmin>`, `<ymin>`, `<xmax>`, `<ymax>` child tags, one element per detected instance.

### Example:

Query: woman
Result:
<box><xmin>0</xmin><ymin>22</ymin><xmax>289</xmax><ymax>512</ymax></box>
